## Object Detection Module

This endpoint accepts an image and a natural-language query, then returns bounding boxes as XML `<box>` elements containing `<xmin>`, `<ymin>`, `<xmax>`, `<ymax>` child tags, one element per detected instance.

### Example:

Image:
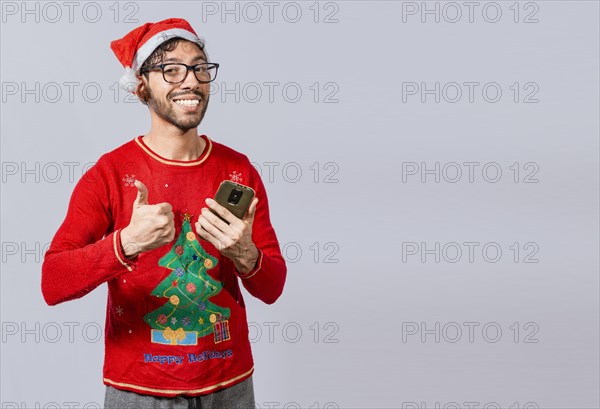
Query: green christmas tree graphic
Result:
<box><xmin>143</xmin><ymin>215</ymin><xmax>231</xmax><ymax>346</ymax></box>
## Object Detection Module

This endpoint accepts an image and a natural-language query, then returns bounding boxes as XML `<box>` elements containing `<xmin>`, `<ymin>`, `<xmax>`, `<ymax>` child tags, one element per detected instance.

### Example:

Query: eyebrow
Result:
<box><xmin>164</xmin><ymin>55</ymin><xmax>207</xmax><ymax>63</ymax></box>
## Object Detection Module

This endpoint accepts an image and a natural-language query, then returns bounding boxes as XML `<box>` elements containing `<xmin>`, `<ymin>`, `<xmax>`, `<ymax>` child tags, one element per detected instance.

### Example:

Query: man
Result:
<box><xmin>41</xmin><ymin>18</ymin><xmax>287</xmax><ymax>408</ymax></box>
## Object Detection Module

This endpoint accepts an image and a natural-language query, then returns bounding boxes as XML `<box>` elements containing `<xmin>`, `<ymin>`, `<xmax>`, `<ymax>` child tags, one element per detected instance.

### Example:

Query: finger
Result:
<box><xmin>197</xmin><ymin>213</ymin><xmax>230</xmax><ymax>246</ymax></box>
<box><xmin>202</xmin><ymin>207</ymin><xmax>236</xmax><ymax>235</ymax></box>
<box><xmin>205</xmin><ymin>198</ymin><xmax>236</xmax><ymax>225</ymax></box>
<box><xmin>158</xmin><ymin>214</ymin><xmax>172</xmax><ymax>228</ymax></box>
<box><xmin>244</xmin><ymin>197</ymin><xmax>259</xmax><ymax>220</ymax></box>
<box><xmin>133</xmin><ymin>180</ymin><xmax>149</xmax><ymax>207</ymax></box>
<box><xmin>155</xmin><ymin>202</ymin><xmax>173</xmax><ymax>214</ymax></box>
<box><xmin>163</xmin><ymin>230</ymin><xmax>176</xmax><ymax>244</ymax></box>
<box><xmin>195</xmin><ymin>220</ymin><xmax>218</xmax><ymax>246</ymax></box>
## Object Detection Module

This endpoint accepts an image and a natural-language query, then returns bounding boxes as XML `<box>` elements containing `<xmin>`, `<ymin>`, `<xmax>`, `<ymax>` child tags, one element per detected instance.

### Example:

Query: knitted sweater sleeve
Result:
<box><xmin>233</xmin><ymin>160</ymin><xmax>287</xmax><ymax>304</ymax></box>
<box><xmin>41</xmin><ymin>158</ymin><xmax>136</xmax><ymax>306</ymax></box>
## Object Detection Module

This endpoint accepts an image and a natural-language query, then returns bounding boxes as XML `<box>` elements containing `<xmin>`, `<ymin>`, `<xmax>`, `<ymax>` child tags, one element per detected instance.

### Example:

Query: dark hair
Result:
<box><xmin>136</xmin><ymin>36</ymin><xmax>208</xmax><ymax>104</ymax></box>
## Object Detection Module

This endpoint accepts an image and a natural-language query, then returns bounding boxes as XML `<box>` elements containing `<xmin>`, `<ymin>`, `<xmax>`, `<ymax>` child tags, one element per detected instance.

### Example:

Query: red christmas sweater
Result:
<box><xmin>41</xmin><ymin>134</ymin><xmax>287</xmax><ymax>397</ymax></box>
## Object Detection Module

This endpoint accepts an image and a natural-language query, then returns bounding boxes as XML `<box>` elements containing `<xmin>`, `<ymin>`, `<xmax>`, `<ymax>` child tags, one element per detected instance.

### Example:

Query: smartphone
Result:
<box><xmin>210</xmin><ymin>180</ymin><xmax>255</xmax><ymax>224</ymax></box>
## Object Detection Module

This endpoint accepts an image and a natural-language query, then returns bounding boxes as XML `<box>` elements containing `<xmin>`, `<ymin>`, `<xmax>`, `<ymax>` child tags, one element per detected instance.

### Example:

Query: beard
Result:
<box><xmin>145</xmin><ymin>87</ymin><xmax>209</xmax><ymax>132</ymax></box>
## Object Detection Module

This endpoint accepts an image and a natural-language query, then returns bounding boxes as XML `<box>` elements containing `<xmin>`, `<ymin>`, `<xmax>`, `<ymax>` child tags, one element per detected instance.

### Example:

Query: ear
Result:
<box><xmin>135</xmin><ymin>73</ymin><xmax>149</xmax><ymax>104</ymax></box>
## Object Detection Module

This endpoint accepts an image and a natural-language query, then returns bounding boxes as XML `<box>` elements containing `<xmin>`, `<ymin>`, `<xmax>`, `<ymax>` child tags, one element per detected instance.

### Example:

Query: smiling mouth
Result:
<box><xmin>173</xmin><ymin>98</ymin><xmax>201</xmax><ymax>107</ymax></box>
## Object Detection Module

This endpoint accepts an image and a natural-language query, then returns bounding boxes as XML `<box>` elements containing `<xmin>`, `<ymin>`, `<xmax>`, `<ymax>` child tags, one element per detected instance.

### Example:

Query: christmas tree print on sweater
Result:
<box><xmin>143</xmin><ymin>214</ymin><xmax>231</xmax><ymax>346</ymax></box>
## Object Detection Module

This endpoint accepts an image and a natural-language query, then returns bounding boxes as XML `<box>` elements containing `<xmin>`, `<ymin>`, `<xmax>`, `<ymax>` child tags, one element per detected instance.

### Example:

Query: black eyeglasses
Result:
<box><xmin>141</xmin><ymin>62</ymin><xmax>219</xmax><ymax>84</ymax></box>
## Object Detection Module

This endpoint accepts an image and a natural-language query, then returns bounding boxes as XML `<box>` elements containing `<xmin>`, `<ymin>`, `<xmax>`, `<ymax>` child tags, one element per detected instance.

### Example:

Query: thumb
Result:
<box><xmin>244</xmin><ymin>197</ymin><xmax>259</xmax><ymax>220</ymax></box>
<box><xmin>133</xmin><ymin>180</ymin><xmax>149</xmax><ymax>207</ymax></box>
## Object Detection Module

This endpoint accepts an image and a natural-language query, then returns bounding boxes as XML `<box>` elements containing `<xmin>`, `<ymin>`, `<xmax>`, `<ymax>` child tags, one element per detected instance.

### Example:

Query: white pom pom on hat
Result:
<box><xmin>110</xmin><ymin>18</ymin><xmax>205</xmax><ymax>94</ymax></box>
<box><xmin>119</xmin><ymin>67</ymin><xmax>138</xmax><ymax>93</ymax></box>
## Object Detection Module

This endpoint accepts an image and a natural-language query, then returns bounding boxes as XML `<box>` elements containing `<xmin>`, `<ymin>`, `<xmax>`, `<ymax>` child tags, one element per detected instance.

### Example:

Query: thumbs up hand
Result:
<box><xmin>120</xmin><ymin>180</ymin><xmax>175</xmax><ymax>258</ymax></box>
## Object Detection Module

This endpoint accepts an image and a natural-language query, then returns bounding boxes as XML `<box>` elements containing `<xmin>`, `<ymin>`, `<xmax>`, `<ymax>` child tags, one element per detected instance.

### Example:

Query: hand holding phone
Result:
<box><xmin>210</xmin><ymin>180</ymin><xmax>255</xmax><ymax>224</ymax></box>
<box><xmin>197</xmin><ymin>180</ymin><xmax>260</xmax><ymax>272</ymax></box>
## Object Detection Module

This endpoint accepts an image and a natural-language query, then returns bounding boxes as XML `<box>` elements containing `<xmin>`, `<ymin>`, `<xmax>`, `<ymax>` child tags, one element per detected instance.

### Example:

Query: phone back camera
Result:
<box><xmin>227</xmin><ymin>188</ymin><xmax>242</xmax><ymax>205</ymax></box>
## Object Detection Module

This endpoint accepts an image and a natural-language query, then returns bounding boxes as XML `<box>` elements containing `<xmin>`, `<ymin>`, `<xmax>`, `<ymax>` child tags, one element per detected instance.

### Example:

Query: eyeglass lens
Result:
<box><xmin>163</xmin><ymin>64</ymin><xmax>217</xmax><ymax>83</ymax></box>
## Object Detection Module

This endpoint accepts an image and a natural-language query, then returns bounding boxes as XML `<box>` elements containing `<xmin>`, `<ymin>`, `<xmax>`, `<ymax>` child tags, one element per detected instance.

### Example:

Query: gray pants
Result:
<box><xmin>104</xmin><ymin>375</ymin><xmax>255</xmax><ymax>409</ymax></box>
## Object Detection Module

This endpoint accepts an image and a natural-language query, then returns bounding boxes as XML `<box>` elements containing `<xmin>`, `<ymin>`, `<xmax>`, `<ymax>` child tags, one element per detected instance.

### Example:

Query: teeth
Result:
<box><xmin>174</xmin><ymin>99</ymin><xmax>200</xmax><ymax>106</ymax></box>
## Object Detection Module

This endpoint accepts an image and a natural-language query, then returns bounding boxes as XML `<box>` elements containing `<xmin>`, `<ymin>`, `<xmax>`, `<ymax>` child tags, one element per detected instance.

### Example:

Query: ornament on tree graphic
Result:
<box><xmin>143</xmin><ymin>215</ymin><xmax>231</xmax><ymax>346</ymax></box>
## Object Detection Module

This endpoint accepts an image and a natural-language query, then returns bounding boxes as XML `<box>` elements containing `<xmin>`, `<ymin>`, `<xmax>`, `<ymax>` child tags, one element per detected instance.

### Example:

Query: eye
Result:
<box><xmin>164</xmin><ymin>64</ymin><xmax>185</xmax><ymax>74</ymax></box>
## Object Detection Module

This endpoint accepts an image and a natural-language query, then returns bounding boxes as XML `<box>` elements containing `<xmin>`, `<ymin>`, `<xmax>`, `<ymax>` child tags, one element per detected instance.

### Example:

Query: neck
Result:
<box><xmin>142</xmin><ymin>127</ymin><xmax>205</xmax><ymax>161</ymax></box>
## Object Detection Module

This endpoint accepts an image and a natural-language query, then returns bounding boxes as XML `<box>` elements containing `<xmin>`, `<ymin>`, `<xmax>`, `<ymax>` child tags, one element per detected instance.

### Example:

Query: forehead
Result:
<box><xmin>163</xmin><ymin>40</ymin><xmax>207</xmax><ymax>62</ymax></box>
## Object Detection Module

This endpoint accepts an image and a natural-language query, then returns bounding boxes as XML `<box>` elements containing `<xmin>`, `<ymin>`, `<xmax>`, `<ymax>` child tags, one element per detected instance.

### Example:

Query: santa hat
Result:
<box><xmin>110</xmin><ymin>18</ymin><xmax>206</xmax><ymax>93</ymax></box>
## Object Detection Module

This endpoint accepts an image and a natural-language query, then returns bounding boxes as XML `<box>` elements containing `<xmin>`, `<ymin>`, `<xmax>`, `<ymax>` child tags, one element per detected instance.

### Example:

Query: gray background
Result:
<box><xmin>1</xmin><ymin>1</ymin><xmax>599</xmax><ymax>408</ymax></box>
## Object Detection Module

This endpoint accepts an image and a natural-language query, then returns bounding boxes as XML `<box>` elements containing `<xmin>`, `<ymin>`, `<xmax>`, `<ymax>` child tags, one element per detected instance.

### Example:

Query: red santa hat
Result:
<box><xmin>110</xmin><ymin>18</ymin><xmax>206</xmax><ymax>93</ymax></box>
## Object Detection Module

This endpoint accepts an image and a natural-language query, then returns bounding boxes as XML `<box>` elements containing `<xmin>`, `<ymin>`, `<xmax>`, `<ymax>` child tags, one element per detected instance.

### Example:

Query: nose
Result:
<box><xmin>180</xmin><ymin>67</ymin><xmax>202</xmax><ymax>89</ymax></box>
